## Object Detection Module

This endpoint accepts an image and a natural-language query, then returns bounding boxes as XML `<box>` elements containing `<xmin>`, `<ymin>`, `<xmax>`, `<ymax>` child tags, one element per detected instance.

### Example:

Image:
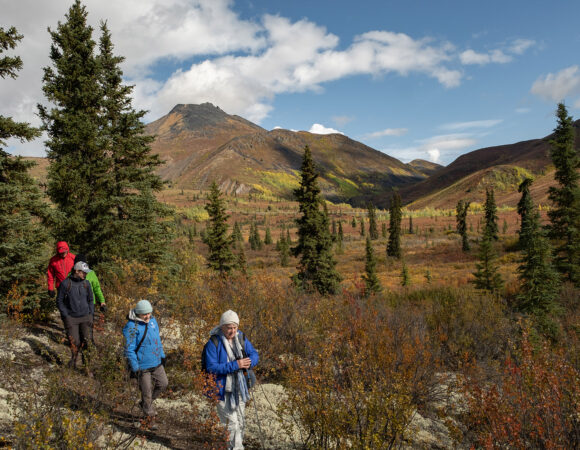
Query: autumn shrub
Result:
<box><xmin>417</xmin><ymin>287</ymin><xmax>514</xmax><ymax>369</ymax></box>
<box><xmin>462</xmin><ymin>323</ymin><xmax>580</xmax><ymax>448</ymax></box>
<box><xmin>279</xmin><ymin>291</ymin><xmax>443</xmax><ymax>448</ymax></box>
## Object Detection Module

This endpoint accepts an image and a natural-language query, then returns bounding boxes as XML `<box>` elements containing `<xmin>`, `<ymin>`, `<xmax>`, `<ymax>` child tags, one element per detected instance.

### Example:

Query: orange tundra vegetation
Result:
<box><xmin>2</xmin><ymin>189</ymin><xmax>578</xmax><ymax>448</ymax></box>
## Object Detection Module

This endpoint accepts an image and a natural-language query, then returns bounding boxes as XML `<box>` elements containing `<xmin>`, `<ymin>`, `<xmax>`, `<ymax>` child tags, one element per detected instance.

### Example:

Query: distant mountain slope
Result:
<box><xmin>407</xmin><ymin>159</ymin><xmax>442</xmax><ymax>177</ymax></box>
<box><xmin>402</xmin><ymin>120</ymin><xmax>580</xmax><ymax>208</ymax></box>
<box><xmin>146</xmin><ymin>103</ymin><xmax>427</xmax><ymax>204</ymax></box>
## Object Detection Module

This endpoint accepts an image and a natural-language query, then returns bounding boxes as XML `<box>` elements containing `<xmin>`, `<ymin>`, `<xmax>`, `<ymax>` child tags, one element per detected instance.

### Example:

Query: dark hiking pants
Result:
<box><xmin>63</xmin><ymin>314</ymin><xmax>93</xmax><ymax>368</ymax></box>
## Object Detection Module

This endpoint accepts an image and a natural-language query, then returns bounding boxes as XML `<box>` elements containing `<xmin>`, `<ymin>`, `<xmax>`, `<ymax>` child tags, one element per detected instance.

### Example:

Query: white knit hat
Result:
<box><xmin>219</xmin><ymin>310</ymin><xmax>239</xmax><ymax>326</ymax></box>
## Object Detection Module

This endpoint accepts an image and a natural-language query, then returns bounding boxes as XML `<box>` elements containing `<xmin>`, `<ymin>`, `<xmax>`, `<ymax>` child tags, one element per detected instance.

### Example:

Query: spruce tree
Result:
<box><xmin>472</xmin><ymin>230</ymin><xmax>503</xmax><ymax>293</ymax></box>
<box><xmin>547</xmin><ymin>103</ymin><xmax>580</xmax><ymax>284</ymax></box>
<box><xmin>40</xmin><ymin>3</ymin><xmax>172</xmax><ymax>266</ymax></box>
<box><xmin>0</xmin><ymin>27</ymin><xmax>50</xmax><ymax>310</ymax></box>
<box><xmin>483</xmin><ymin>187</ymin><xmax>499</xmax><ymax>240</ymax></box>
<box><xmin>381</xmin><ymin>222</ymin><xmax>387</xmax><ymax>239</ymax></box>
<box><xmin>39</xmin><ymin>1</ymin><xmax>101</xmax><ymax>247</ymax></box>
<box><xmin>232</xmin><ymin>221</ymin><xmax>243</xmax><ymax>243</ymax></box>
<box><xmin>517</xmin><ymin>178</ymin><xmax>534</xmax><ymax>250</ymax></box>
<box><xmin>387</xmin><ymin>191</ymin><xmax>402</xmax><ymax>258</ymax></box>
<box><xmin>93</xmin><ymin>22</ymin><xmax>171</xmax><ymax>266</ymax></box>
<box><xmin>204</xmin><ymin>182</ymin><xmax>235</xmax><ymax>273</ymax></box>
<box><xmin>236</xmin><ymin>241</ymin><xmax>247</xmax><ymax>275</ymax></box>
<box><xmin>359</xmin><ymin>216</ymin><xmax>365</xmax><ymax>237</ymax></box>
<box><xmin>517</xmin><ymin>179</ymin><xmax>560</xmax><ymax>313</ymax></box>
<box><xmin>278</xmin><ymin>235</ymin><xmax>290</xmax><ymax>267</ymax></box>
<box><xmin>293</xmin><ymin>146</ymin><xmax>341</xmax><ymax>294</ymax></box>
<box><xmin>264</xmin><ymin>226</ymin><xmax>272</xmax><ymax>245</ymax></box>
<box><xmin>456</xmin><ymin>200</ymin><xmax>470</xmax><ymax>252</ymax></box>
<box><xmin>409</xmin><ymin>216</ymin><xmax>414</xmax><ymax>234</ymax></box>
<box><xmin>367</xmin><ymin>203</ymin><xmax>379</xmax><ymax>240</ymax></box>
<box><xmin>362</xmin><ymin>236</ymin><xmax>381</xmax><ymax>295</ymax></box>
<box><xmin>351</xmin><ymin>216</ymin><xmax>357</xmax><ymax>228</ymax></box>
<box><xmin>338</xmin><ymin>221</ymin><xmax>344</xmax><ymax>243</ymax></box>
<box><xmin>400</xmin><ymin>262</ymin><xmax>410</xmax><ymax>287</ymax></box>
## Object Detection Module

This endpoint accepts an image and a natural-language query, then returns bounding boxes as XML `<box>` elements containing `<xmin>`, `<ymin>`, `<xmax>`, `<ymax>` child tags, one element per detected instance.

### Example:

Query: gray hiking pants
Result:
<box><xmin>63</xmin><ymin>314</ymin><xmax>93</xmax><ymax>368</ymax></box>
<box><xmin>138</xmin><ymin>364</ymin><xmax>168</xmax><ymax>417</ymax></box>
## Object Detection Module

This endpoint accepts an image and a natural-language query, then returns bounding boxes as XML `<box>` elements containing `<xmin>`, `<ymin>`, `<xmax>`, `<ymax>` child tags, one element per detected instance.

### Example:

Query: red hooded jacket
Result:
<box><xmin>47</xmin><ymin>241</ymin><xmax>76</xmax><ymax>291</ymax></box>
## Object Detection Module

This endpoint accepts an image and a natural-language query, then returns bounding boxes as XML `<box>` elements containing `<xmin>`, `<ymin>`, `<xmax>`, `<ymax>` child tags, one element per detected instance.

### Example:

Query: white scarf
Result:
<box><xmin>211</xmin><ymin>328</ymin><xmax>250</xmax><ymax>409</ymax></box>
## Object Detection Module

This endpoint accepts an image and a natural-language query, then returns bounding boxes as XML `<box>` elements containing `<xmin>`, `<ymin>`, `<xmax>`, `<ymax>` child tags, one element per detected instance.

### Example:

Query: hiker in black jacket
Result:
<box><xmin>57</xmin><ymin>261</ymin><xmax>94</xmax><ymax>372</ymax></box>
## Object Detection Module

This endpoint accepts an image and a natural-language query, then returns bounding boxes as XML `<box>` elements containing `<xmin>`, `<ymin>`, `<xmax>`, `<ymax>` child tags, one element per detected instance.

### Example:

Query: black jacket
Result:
<box><xmin>56</xmin><ymin>275</ymin><xmax>94</xmax><ymax>318</ymax></box>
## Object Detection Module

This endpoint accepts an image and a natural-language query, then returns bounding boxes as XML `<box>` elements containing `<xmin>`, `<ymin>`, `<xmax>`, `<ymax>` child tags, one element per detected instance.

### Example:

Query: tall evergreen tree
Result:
<box><xmin>517</xmin><ymin>178</ymin><xmax>534</xmax><ymax>250</ymax></box>
<box><xmin>359</xmin><ymin>216</ymin><xmax>365</xmax><ymax>237</ymax></box>
<box><xmin>517</xmin><ymin>179</ymin><xmax>560</xmax><ymax>313</ymax></box>
<box><xmin>39</xmin><ymin>1</ymin><xmax>101</xmax><ymax>247</ymax></box>
<box><xmin>231</xmin><ymin>221</ymin><xmax>243</xmax><ymax>243</ymax></box>
<box><xmin>456</xmin><ymin>200</ymin><xmax>470</xmax><ymax>252</ymax></box>
<box><xmin>293</xmin><ymin>146</ymin><xmax>341</xmax><ymax>294</ymax></box>
<box><xmin>483</xmin><ymin>187</ymin><xmax>499</xmax><ymax>240</ymax></box>
<box><xmin>92</xmin><ymin>22</ymin><xmax>171</xmax><ymax>266</ymax></box>
<box><xmin>367</xmin><ymin>203</ymin><xmax>379</xmax><ymax>240</ymax></box>
<box><xmin>472</xmin><ymin>230</ymin><xmax>503</xmax><ymax>293</ymax></box>
<box><xmin>362</xmin><ymin>236</ymin><xmax>381</xmax><ymax>295</ymax></box>
<box><xmin>264</xmin><ymin>226</ymin><xmax>272</xmax><ymax>245</ymax></box>
<box><xmin>547</xmin><ymin>103</ymin><xmax>580</xmax><ymax>284</ymax></box>
<box><xmin>338</xmin><ymin>221</ymin><xmax>344</xmax><ymax>243</ymax></box>
<box><xmin>39</xmin><ymin>3</ymin><xmax>172</xmax><ymax>266</ymax></box>
<box><xmin>351</xmin><ymin>216</ymin><xmax>357</xmax><ymax>228</ymax></box>
<box><xmin>0</xmin><ymin>27</ymin><xmax>49</xmax><ymax>309</ymax></box>
<box><xmin>400</xmin><ymin>262</ymin><xmax>410</xmax><ymax>287</ymax></box>
<box><xmin>278</xmin><ymin>234</ymin><xmax>290</xmax><ymax>267</ymax></box>
<box><xmin>381</xmin><ymin>222</ymin><xmax>387</xmax><ymax>239</ymax></box>
<box><xmin>204</xmin><ymin>182</ymin><xmax>235</xmax><ymax>273</ymax></box>
<box><xmin>236</xmin><ymin>241</ymin><xmax>247</xmax><ymax>275</ymax></box>
<box><xmin>387</xmin><ymin>191</ymin><xmax>402</xmax><ymax>258</ymax></box>
<box><xmin>408</xmin><ymin>216</ymin><xmax>414</xmax><ymax>234</ymax></box>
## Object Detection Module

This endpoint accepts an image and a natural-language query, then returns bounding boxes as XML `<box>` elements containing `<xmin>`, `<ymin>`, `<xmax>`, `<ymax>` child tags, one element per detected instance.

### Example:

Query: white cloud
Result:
<box><xmin>2</xmin><ymin>0</ymin><xmax>467</xmax><ymax>137</ymax></box>
<box><xmin>516</xmin><ymin>107</ymin><xmax>531</xmax><ymax>114</ymax></box>
<box><xmin>460</xmin><ymin>38</ymin><xmax>534</xmax><ymax>65</ymax></box>
<box><xmin>309</xmin><ymin>124</ymin><xmax>344</xmax><ymax>135</ymax></box>
<box><xmin>383</xmin><ymin>133</ymin><xmax>476</xmax><ymax>164</ymax></box>
<box><xmin>531</xmin><ymin>65</ymin><xmax>580</xmax><ymax>103</ymax></box>
<box><xmin>365</xmin><ymin>128</ymin><xmax>408</xmax><ymax>139</ymax></box>
<box><xmin>440</xmin><ymin>119</ymin><xmax>502</xmax><ymax>131</ymax></box>
<box><xmin>509</xmin><ymin>38</ymin><xmax>535</xmax><ymax>55</ymax></box>
<box><xmin>427</xmin><ymin>148</ymin><xmax>441</xmax><ymax>163</ymax></box>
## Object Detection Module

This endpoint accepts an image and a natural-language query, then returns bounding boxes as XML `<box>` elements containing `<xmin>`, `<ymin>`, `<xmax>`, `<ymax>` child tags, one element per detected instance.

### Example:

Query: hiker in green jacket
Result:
<box><xmin>74</xmin><ymin>255</ymin><xmax>107</xmax><ymax>313</ymax></box>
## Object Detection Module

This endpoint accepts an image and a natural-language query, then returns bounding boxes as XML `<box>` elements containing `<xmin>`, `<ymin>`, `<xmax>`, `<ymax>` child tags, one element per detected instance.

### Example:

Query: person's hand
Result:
<box><xmin>161</xmin><ymin>357</ymin><xmax>167</xmax><ymax>366</ymax></box>
<box><xmin>48</xmin><ymin>289</ymin><xmax>55</xmax><ymax>298</ymax></box>
<box><xmin>100</xmin><ymin>303</ymin><xmax>107</xmax><ymax>313</ymax></box>
<box><xmin>237</xmin><ymin>357</ymin><xmax>251</xmax><ymax>369</ymax></box>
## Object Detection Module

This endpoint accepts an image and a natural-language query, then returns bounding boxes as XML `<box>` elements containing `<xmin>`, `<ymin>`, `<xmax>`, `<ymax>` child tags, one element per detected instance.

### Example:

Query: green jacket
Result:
<box><xmin>86</xmin><ymin>270</ymin><xmax>105</xmax><ymax>305</ymax></box>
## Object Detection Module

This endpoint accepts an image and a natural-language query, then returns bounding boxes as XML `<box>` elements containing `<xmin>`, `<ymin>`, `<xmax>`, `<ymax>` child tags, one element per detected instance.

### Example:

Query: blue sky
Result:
<box><xmin>3</xmin><ymin>0</ymin><xmax>580</xmax><ymax>165</ymax></box>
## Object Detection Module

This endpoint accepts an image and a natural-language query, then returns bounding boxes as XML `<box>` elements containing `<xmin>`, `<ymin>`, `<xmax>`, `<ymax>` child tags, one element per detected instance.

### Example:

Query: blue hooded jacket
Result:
<box><xmin>203</xmin><ymin>329</ymin><xmax>259</xmax><ymax>400</ymax></box>
<box><xmin>123</xmin><ymin>309</ymin><xmax>165</xmax><ymax>372</ymax></box>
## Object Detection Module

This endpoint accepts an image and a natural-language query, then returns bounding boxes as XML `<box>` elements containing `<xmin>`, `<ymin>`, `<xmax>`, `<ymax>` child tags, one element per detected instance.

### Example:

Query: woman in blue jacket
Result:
<box><xmin>123</xmin><ymin>299</ymin><xmax>168</xmax><ymax>428</ymax></box>
<box><xmin>204</xmin><ymin>310</ymin><xmax>259</xmax><ymax>450</ymax></box>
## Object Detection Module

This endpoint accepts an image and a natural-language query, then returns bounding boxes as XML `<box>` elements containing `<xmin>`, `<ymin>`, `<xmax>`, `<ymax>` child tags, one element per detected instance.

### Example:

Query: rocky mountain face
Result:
<box><xmin>145</xmin><ymin>103</ymin><xmax>427</xmax><ymax>205</ymax></box>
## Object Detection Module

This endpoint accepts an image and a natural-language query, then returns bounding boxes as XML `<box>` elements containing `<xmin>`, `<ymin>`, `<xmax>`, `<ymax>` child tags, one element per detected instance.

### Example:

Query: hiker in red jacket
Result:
<box><xmin>47</xmin><ymin>241</ymin><xmax>76</xmax><ymax>297</ymax></box>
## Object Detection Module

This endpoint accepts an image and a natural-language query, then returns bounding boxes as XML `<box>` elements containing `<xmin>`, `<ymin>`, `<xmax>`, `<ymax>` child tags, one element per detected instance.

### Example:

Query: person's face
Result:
<box><xmin>221</xmin><ymin>323</ymin><xmax>238</xmax><ymax>340</ymax></box>
<box><xmin>137</xmin><ymin>312</ymin><xmax>151</xmax><ymax>323</ymax></box>
<box><xmin>75</xmin><ymin>270</ymin><xmax>86</xmax><ymax>279</ymax></box>
<box><xmin>59</xmin><ymin>250</ymin><xmax>68</xmax><ymax>258</ymax></box>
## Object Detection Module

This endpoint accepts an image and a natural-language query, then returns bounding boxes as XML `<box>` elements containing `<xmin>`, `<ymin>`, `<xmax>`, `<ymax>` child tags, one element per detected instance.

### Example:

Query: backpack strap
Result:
<box><xmin>134</xmin><ymin>322</ymin><xmax>149</xmax><ymax>354</ymax></box>
<box><xmin>210</xmin><ymin>334</ymin><xmax>219</xmax><ymax>348</ymax></box>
